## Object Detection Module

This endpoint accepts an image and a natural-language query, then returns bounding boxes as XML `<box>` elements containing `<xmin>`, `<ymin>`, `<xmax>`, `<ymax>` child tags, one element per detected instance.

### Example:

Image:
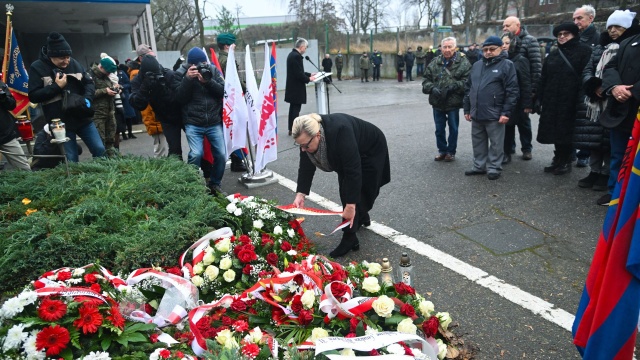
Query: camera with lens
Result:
<box><xmin>196</xmin><ymin>62</ymin><xmax>212</xmax><ymax>81</ymax></box>
<box><xmin>145</xmin><ymin>72</ymin><xmax>165</xmax><ymax>84</ymax></box>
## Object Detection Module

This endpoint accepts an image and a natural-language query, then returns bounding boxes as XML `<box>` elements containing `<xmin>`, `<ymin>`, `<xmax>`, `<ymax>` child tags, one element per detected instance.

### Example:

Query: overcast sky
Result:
<box><xmin>205</xmin><ymin>0</ymin><xmax>290</xmax><ymax>18</ymax></box>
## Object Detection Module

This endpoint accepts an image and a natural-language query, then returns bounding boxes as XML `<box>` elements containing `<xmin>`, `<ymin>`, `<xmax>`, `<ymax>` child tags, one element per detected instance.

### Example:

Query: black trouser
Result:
<box><xmin>288</xmin><ymin>103</ymin><xmax>302</xmax><ymax>132</ymax></box>
<box><xmin>554</xmin><ymin>143</ymin><xmax>573</xmax><ymax>164</ymax></box>
<box><xmin>161</xmin><ymin>121</ymin><xmax>183</xmax><ymax>158</ymax></box>
<box><xmin>337</xmin><ymin>67</ymin><xmax>342</xmax><ymax>80</ymax></box>
<box><xmin>372</xmin><ymin>65</ymin><xmax>380</xmax><ymax>80</ymax></box>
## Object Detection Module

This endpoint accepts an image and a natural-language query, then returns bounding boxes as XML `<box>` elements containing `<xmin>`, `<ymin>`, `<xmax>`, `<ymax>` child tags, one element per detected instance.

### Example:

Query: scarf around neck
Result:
<box><xmin>306</xmin><ymin>125</ymin><xmax>333</xmax><ymax>172</ymax></box>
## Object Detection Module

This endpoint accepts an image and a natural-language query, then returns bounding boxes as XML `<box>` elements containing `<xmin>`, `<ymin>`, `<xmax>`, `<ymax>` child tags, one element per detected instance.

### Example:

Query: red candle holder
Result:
<box><xmin>15</xmin><ymin>118</ymin><xmax>33</xmax><ymax>142</ymax></box>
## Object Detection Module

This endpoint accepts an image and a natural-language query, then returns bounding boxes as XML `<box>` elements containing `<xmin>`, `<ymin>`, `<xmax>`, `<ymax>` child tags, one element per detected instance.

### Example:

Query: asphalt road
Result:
<box><xmin>26</xmin><ymin>78</ymin><xmax>628</xmax><ymax>358</ymax></box>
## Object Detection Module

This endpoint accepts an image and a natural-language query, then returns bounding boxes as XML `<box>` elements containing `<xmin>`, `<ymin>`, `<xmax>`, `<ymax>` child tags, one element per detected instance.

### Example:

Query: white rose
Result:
<box><xmin>437</xmin><ymin>312</ymin><xmax>452</xmax><ymax>329</ymax></box>
<box><xmin>287</xmin><ymin>228</ymin><xmax>296</xmax><ymax>238</ymax></box>
<box><xmin>72</xmin><ymin>268</ymin><xmax>86</xmax><ymax>276</ymax></box>
<box><xmin>436</xmin><ymin>339</ymin><xmax>447</xmax><ymax>360</ymax></box>
<box><xmin>309</xmin><ymin>327</ymin><xmax>329</xmax><ymax>343</ymax></box>
<box><xmin>340</xmin><ymin>348</ymin><xmax>356</xmax><ymax>357</ymax></box>
<box><xmin>364</xmin><ymin>327</ymin><xmax>379</xmax><ymax>336</ymax></box>
<box><xmin>216</xmin><ymin>329</ymin><xmax>233</xmax><ymax>346</ymax></box>
<box><xmin>249</xmin><ymin>327</ymin><xmax>263</xmax><ymax>343</ymax></box>
<box><xmin>274</xmin><ymin>225</ymin><xmax>283</xmax><ymax>235</ymax></box>
<box><xmin>371</xmin><ymin>295</ymin><xmax>395</xmax><ymax>318</ymax></box>
<box><xmin>253</xmin><ymin>219</ymin><xmax>264</xmax><ymax>229</ymax></box>
<box><xmin>287</xmin><ymin>250</ymin><xmax>297</xmax><ymax>256</ymax></box>
<box><xmin>192</xmin><ymin>263</ymin><xmax>204</xmax><ymax>275</ymax></box>
<box><xmin>386</xmin><ymin>343</ymin><xmax>404</xmax><ymax>355</ymax></box>
<box><xmin>397</xmin><ymin>317</ymin><xmax>417</xmax><ymax>335</ymax></box>
<box><xmin>234</xmin><ymin>208</ymin><xmax>242</xmax><ymax>216</ymax></box>
<box><xmin>223</xmin><ymin>269</ymin><xmax>236</xmax><ymax>282</ymax></box>
<box><xmin>202</xmin><ymin>252</ymin><xmax>216</xmax><ymax>265</ymax></box>
<box><xmin>205</xmin><ymin>265</ymin><xmax>219</xmax><ymax>280</ymax></box>
<box><xmin>191</xmin><ymin>275</ymin><xmax>204</xmax><ymax>287</ymax></box>
<box><xmin>215</xmin><ymin>238</ymin><xmax>231</xmax><ymax>253</ymax></box>
<box><xmin>300</xmin><ymin>289</ymin><xmax>315</xmax><ymax>309</ymax></box>
<box><xmin>226</xmin><ymin>203</ymin><xmax>237</xmax><ymax>214</ymax></box>
<box><xmin>362</xmin><ymin>277</ymin><xmax>381</xmax><ymax>293</ymax></box>
<box><xmin>419</xmin><ymin>300</ymin><xmax>435</xmax><ymax>317</ymax></box>
<box><xmin>219</xmin><ymin>257</ymin><xmax>233</xmax><ymax>270</ymax></box>
<box><xmin>367</xmin><ymin>262</ymin><xmax>382</xmax><ymax>276</ymax></box>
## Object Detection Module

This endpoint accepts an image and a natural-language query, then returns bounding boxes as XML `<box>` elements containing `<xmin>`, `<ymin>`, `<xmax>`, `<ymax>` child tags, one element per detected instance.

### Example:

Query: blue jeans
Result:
<box><xmin>185</xmin><ymin>123</ymin><xmax>226</xmax><ymax>187</ymax></box>
<box><xmin>608</xmin><ymin>128</ymin><xmax>630</xmax><ymax>194</ymax></box>
<box><xmin>433</xmin><ymin>108</ymin><xmax>460</xmax><ymax>155</ymax></box>
<box><xmin>64</xmin><ymin>122</ymin><xmax>105</xmax><ymax>162</ymax></box>
<box><xmin>416</xmin><ymin>63</ymin><xmax>424</xmax><ymax>77</ymax></box>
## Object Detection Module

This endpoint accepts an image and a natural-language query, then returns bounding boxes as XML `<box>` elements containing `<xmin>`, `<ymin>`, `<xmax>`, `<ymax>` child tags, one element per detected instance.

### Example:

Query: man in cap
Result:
<box><xmin>28</xmin><ymin>32</ymin><xmax>105</xmax><ymax>162</ymax></box>
<box><xmin>214</xmin><ymin>32</ymin><xmax>248</xmax><ymax>172</ymax></box>
<box><xmin>171</xmin><ymin>47</ymin><xmax>226</xmax><ymax>195</ymax></box>
<box><xmin>90</xmin><ymin>53</ymin><xmax>120</xmax><ymax>156</ymax></box>
<box><xmin>463</xmin><ymin>36</ymin><xmax>519</xmax><ymax>180</ymax></box>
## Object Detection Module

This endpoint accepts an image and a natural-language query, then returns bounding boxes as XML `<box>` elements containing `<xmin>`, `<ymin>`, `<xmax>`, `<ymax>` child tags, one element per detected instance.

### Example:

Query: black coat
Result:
<box><xmin>284</xmin><ymin>49</ymin><xmax>311</xmax><ymax>104</ymax></box>
<box><xmin>296</xmin><ymin>113</ymin><xmax>390</xmax><ymax>209</ymax></box>
<box><xmin>28</xmin><ymin>46</ymin><xmax>95</xmax><ymax>132</ymax></box>
<box><xmin>396</xmin><ymin>55</ymin><xmax>405</xmax><ymax>72</ymax></box>
<box><xmin>580</xmin><ymin>24</ymin><xmax>600</xmax><ymax>48</ymax></box>
<box><xmin>321</xmin><ymin>58</ymin><xmax>332</xmax><ymax>72</ymax></box>
<box><xmin>171</xmin><ymin>63</ymin><xmax>224</xmax><ymax>127</ymax></box>
<box><xmin>0</xmin><ymin>83</ymin><xmax>17</xmax><ymax>146</ymax></box>
<box><xmin>131</xmin><ymin>68</ymin><xmax>182</xmax><ymax>126</ymax></box>
<box><xmin>537</xmin><ymin>38</ymin><xmax>592</xmax><ymax>145</ymax></box>
<box><xmin>601</xmin><ymin>32</ymin><xmax>640</xmax><ymax>133</ymax></box>
<box><xmin>506</xmin><ymin>52</ymin><xmax>532</xmax><ymax>126</ymax></box>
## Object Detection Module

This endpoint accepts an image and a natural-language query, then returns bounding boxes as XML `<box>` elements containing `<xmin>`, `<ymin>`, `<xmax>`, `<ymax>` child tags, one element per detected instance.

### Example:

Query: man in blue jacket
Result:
<box><xmin>463</xmin><ymin>36</ymin><xmax>519</xmax><ymax>180</ymax></box>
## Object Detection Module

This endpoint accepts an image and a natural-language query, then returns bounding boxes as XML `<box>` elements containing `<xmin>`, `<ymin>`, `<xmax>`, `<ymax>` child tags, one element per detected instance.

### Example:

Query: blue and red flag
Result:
<box><xmin>270</xmin><ymin>42</ymin><xmax>277</xmax><ymax>123</ymax></box>
<box><xmin>573</xmin><ymin>109</ymin><xmax>640</xmax><ymax>359</ymax></box>
<box><xmin>3</xmin><ymin>26</ymin><xmax>30</xmax><ymax>116</ymax></box>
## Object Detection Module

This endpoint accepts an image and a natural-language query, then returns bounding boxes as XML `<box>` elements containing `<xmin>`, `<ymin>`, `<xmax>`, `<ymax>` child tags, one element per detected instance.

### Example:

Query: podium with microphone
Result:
<box><xmin>304</xmin><ymin>56</ymin><xmax>341</xmax><ymax>115</ymax></box>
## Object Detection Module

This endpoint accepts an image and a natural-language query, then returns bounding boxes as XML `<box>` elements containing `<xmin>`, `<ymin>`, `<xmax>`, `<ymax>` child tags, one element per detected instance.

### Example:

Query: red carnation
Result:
<box><xmin>394</xmin><ymin>282</ymin><xmax>416</xmax><ymax>296</ymax></box>
<box><xmin>73</xmin><ymin>304</ymin><xmax>103</xmax><ymax>334</ymax></box>
<box><xmin>241</xmin><ymin>343</ymin><xmax>261</xmax><ymax>359</ymax></box>
<box><xmin>422</xmin><ymin>315</ymin><xmax>439</xmax><ymax>338</ymax></box>
<box><xmin>238</xmin><ymin>248</ymin><xmax>258</xmax><ymax>263</ymax></box>
<box><xmin>243</xmin><ymin>264</ymin><xmax>253</xmax><ymax>275</ymax></box>
<box><xmin>38</xmin><ymin>298</ymin><xmax>67</xmax><ymax>322</ymax></box>
<box><xmin>280</xmin><ymin>241</ymin><xmax>292</xmax><ymax>251</ymax></box>
<box><xmin>261</xmin><ymin>233</ymin><xmax>274</xmax><ymax>246</ymax></box>
<box><xmin>56</xmin><ymin>271</ymin><xmax>71</xmax><ymax>281</ymax></box>
<box><xmin>266</xmin><ymin>253</ymin><xmax>278</xmax><ymax>266</ymax></box>
<box><xmin>231</xmin><ymin>299</ymin><xmax>247</xmax><ymax>312</ymax></box>
<box><xmin>328</xmin><ymin>268</ymin><xmax>348</xmax><ymax>282</ymax></box>
<box><xmin>400</xmin><ymin>303</ymin><xmax>416</xmax><ymax>317</ymax></box>
<box><xmin>107</xmin><ymin>306</ymin><xmax>125</xmax><ymax>329</ymax></box>
<box><xmin>239</xmin><ymin>234</ymin><xmax>252</xmax><ymax>244</ymax></box>
<box><xmin>290</xmin><ymin>295</ymin><xmax>303</xmax><ymax>313</ymax></box>
<box><xmin>84</xmin><ymin>273</ymin><xmax>98</xmax><ymax>284</ymax></box>
<box><xmin>159</xmin><ymin>349</ymin><xmax>171</xmax><ymax>358</ymax></box>
<box><xmin>150</xmin><ymin>333</ymin><xmax>159</xmax><ymax>343</ymax></box>
<box><xmin>233</xmin><ymin>320</ymin><xmax>249</xmax><ymax>332</ymax></box>
<box><xmin>222</xmin><ymin>316</ymin><xmax>234</xmax><ymax>326</ymax></box>
<box><xmin>176</xmin><ymin>351</ymin><xmax>185</xmax><ymax>358</ymax></box>
<box><xmin>90</xmin><ymin>283</ymin><xmax>101</xmax><ymax>293</ymax></box>
<box><xmin>330</xmin><ymin>282</ymin><xmax>350</xmax><ymax>298</ymax></box>
<box><xmin>36</xmin><ymin>325</ymin><xmax>70</xmax><ymax>356</ymax></box>
<box><xmin>298</xmin><ymin>309</ymin><xmax>314</xmax><ymax>326</ymax></box>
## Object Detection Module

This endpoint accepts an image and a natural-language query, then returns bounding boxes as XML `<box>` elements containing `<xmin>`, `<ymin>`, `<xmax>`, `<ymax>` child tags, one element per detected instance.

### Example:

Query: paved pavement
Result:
<box><xmin>10</xmin><ymin>78</ymin><xmax>628</xmax><ymax>358</ymax></box>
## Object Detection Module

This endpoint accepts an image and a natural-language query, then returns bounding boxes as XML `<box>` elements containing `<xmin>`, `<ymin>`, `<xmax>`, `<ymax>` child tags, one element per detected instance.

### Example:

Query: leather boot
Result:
<box><xmin>544</xmin><ymin>152</ymin><xmax>559</xmax><ymax>173</ymax></box>
<box><xmin>230</xmin><ymin>153</ymin><xmax>247</xmax><ymax>172</ymax></box>
<box><xmin>553</xmin><ymin>162</ymin><xmax>572</xmax><ymax>175</ymax></box>
<box><xmin>329</xmin><ymin>232</ymin><xmax>360</xmax><ymax>258</ymax></box>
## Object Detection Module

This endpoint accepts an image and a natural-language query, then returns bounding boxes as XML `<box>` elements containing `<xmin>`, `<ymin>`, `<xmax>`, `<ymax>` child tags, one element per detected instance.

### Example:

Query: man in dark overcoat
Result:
<box><xmin>291</xmin><ymin>113</ymin><xmax>390</xmax><ymax>258</ymax></box>
<box><xmin>284</xmin><ymin>38</ymin><xmax>316</xmax><ymax>136</ymax></box>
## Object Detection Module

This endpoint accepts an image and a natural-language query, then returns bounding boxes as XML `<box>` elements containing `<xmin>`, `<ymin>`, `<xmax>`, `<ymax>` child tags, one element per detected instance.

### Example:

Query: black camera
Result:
<box><xmin>145</xmin><ymin>72</ymin><xmax>165</xmax><ymax>83</ymax></box>
<box><xmin>196</xmin><ymin>62</ymin><xmax>212</xmax><ymax>81</ymax></box>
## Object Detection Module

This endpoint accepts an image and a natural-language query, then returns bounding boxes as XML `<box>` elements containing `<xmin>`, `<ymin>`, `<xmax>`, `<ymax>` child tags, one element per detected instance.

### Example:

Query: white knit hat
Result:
<box><xmin>607</xmin><ymin>10</ymin><xmax>637</xmax><ymax>29</ymax></box>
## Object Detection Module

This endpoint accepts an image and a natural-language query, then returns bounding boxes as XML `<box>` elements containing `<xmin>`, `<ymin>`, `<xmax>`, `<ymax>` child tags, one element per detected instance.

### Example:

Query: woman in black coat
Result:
<box><xmin>292</xmin><ymin>113</ymin><xmax>391</xmax><ymax>258</ymax></box>
<box><xmin>501</xmin><ymin>32</ymin><xmax>532</xmax><ymax>165</ymax></box>
<box><xmin>536</xmin><ymin>23</ymin><xmax>592</xmax><ymax>175</ymax></box>
<box><xmin>396</xmin><ymin>52</ymin><xmax>405</xmax><ymax>82</ymax></box>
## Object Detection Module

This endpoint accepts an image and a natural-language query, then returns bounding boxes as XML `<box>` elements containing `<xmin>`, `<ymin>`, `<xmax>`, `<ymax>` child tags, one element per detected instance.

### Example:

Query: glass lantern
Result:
<box><xmin>50</xmin><ymin>118</ymin><xmax>66</xmax><ymax>141</ymax></box>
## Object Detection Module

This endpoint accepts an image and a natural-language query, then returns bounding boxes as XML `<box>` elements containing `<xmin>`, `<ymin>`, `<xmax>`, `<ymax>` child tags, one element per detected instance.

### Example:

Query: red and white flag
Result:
<box><xmin>255</xmin><ymin>42</ymin><xmax>278</xmax><ymax>173</ymax></box>
<box><xmin>244</xmin><ymin>45</ymin><xmax>260</xmax><ymax>146</ymax></box>
<box><xmin>222</xmin><ymin>45</ymin><xmax>249</xmax><ymax>158</ymax></box>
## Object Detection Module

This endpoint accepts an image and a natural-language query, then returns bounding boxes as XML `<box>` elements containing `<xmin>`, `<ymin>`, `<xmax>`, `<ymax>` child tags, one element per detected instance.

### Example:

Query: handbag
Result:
<box><xmin>61</xmin><ymin>89</ymin><xmax>94</xmax><ymax>118</ymax></box>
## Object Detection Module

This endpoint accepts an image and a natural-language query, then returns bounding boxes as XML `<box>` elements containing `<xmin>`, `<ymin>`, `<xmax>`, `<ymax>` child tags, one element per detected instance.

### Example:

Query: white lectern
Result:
<box><xmin>313</xmin><ymin>72</ymin><xmax>332</xmax><ymax>115</ymax></box>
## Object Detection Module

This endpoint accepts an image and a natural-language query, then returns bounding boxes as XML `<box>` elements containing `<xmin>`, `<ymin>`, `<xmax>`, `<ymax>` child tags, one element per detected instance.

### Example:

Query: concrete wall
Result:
<box><xmin>322</xmin><ymin>53</ymin><xmax>422</xmax><ymax>80</ymax></box>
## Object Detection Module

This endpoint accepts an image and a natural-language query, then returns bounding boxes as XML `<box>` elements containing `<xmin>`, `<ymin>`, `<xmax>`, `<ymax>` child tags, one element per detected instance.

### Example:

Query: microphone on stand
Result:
<box><xmin>304</xmin><ymin>56</ymin><xmax>342</xmax><ymax>93</ymax></box>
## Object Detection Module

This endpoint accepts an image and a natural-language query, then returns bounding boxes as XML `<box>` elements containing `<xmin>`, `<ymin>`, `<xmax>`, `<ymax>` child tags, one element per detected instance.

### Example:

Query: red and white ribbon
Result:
<box><xmin>35</xmin><ymin>286</ymin><xmax>109</xmax><ymax>304</ymax></box>
<box><xmin>188</xmin><ymin>294</ymin><xmax>235</xmax><ymax>355</ymax></box>
<box><xmin>129</xmin><ymin>304</ymin><xmax>188</xmax><ymax>328</ymax></box>
<box><xmin>126</xmin><ymin>268</ymin><xmax>198</xmax><ymax>308</ymax></box>
<box><xmin>319</xmin><ymin>281</ymin><xmax>375</xmax><ymax>320</ymax></box>
<box><xmin>178</xmin><ymin>227</ymin><xmax>234</xmax><ymax>276</ymax></box>
<box><xmin>276</xmin><ymin>204</ymin><xmax>343</xmax><ymax>216</ymax></box>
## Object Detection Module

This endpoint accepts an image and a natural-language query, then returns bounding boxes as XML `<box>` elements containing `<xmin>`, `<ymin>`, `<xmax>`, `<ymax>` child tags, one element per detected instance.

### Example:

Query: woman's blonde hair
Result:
<box><xmin>292</xmin><ymin>113</ymin><xmax>322</xmax><ymax>139</ymax></box>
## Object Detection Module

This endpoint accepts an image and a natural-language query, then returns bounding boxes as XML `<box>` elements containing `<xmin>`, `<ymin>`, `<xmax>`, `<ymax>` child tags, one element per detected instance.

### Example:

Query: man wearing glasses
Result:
<box><xmin>291</xmin><ymin>113</ymin><xmax>390</xmax><ymax>258</ymax></box>
<box><xmin>463</xmin><ymin>36</ymin><xmax>519</xmax><ymax>180</ymax></box>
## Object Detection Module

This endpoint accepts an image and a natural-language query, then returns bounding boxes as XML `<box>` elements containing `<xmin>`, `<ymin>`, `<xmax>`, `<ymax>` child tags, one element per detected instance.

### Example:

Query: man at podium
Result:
<box><xmin>285</xmin><ymin>38</ymin><xmax>317</xmax><ymax>136</ymax></box>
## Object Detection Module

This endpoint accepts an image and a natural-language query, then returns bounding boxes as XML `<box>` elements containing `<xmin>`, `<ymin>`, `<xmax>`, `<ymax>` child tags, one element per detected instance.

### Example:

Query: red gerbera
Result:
<box><xmin>35</xmin><ymin>325</ymin><xmax>70</xmax><ymax>356</ymax></box>
<box><xmin>38</xmin><ymin>298</ymin><xmax>67</xmax><ymax>322</ymax></box>
<box><xmin>106</xmin><ymin>305</ymin><xmax>125</xmax><ymax>329</ymax></box>
<box><xmin>241</xmin><ymin>343</ymin><xmax>261</xmax><ymax>359</ymax></box>
<box><xmin>73</xmin><ymin>304</ymin><xmax>103</xmax><ymax>334</ymax></box>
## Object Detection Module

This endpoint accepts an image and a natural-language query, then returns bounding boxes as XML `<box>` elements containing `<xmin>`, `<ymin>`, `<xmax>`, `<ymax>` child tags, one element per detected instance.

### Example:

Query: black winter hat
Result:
<box><xmin>46</xmin><ymin>32</ymin><xmax>72</xmax><ymax>57</ymax></box>
<box><xmin>553</xmin><ymin>22</ymin><xmax>580</xmax><ymax>38</ymax></box>
<box><xmin>139</xmin><ymin>55</ymin><xmax>161</xmax><ymax>76</ymax></box>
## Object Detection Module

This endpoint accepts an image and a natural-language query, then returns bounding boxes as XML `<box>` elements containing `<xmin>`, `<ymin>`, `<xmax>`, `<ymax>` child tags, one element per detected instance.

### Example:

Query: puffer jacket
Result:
<box><xmin>0</xmin><ymin>83</ymin><xmax>17</xmax><ymax>146</ymax></box>
<box><xmin>130</xmin><ymin>68</ymin><xmax>182</xmax><ymax>126</ymax></box>
<box><xmin>90</xmin><ymin>64</ymin><xmax>116</xmax><ymax>121</ymax></box>
<box><xmin>171</xmin><ymin>63</ymin><xmax>225</xmax><ymax>127</ymax></box>
<box><xmin>129</xmin><ymin>67</ymin><xmax>161</xmax><ymax>135</ymax></box>
<box><xmin>422</xmin><ymin>51</ymin><xmax>472</xmax><ymax>111</ymax></box>
<box><xmin>516</xmin><ymin>28</ymin><xmax>542</xmax><ymax>91</ymax></box>
<box><xmin>28</xmin><ymin>46</ymin><xmax>95</xmax><ymax>132</ymax></box>
<box><xmin>464</xmin><ymin>52</ymin><xmax>519</xmax><ymax>121</ymax></box>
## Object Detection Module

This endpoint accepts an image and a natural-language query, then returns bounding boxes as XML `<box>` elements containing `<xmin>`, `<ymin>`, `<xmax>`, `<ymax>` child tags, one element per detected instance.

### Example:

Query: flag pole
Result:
<box><xmin>2</xmin><ymin>4</ymin><xmax>14</xmax><ymax>83</ymax></box>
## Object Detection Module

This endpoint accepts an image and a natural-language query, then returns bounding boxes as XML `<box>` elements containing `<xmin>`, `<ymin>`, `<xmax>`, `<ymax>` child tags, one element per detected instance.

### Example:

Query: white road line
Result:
<box><xmin>272</xmin><ymin>171</ymin><xmax>576</xmax><ymax>332</ymax></box>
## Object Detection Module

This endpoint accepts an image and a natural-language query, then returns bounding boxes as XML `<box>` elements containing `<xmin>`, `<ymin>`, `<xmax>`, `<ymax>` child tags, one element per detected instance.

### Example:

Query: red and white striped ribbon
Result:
<box><xmin>276</xmin><ymin>204</ymin><xmax>343</xmax><ymax>216</ymax></box>
<box><xmin>319</xmin><ymin>281</ymin><xmax>376</xmax><ymax>320</ymax></box>
<box><xmin>35</xmin><ymin>286</ymin><xmax>109</xmax><ymax>304</ymax></box>
<box><xmin>188</xmin><ymin>294</ymin><xmax>235</xmax><ymax>355</ymax></box>
<box><xmin>129</xmin><ymin>304</ymin><xmax>188</xmax><ymax>328</ymax></box>
<box><xmin>178</xmin><ymin>227</ymin><xmax>234</xmax><ymax>276</ymax></box>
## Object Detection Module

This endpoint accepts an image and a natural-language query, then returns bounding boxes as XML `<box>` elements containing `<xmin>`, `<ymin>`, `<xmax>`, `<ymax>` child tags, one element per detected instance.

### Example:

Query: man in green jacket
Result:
<box><xmin>422</xmin><ymin>37</ymin><xmax>472</xmax><ymax>162</ymax></box>
<box><xmin>415</xmin><ymin>46</ymin><xmax>427</xmax><ymax>77</ymax></box>
<box><xmin>359</xmin><ymin>52</ymin><xmax>370</xmax><ymax>82</ymax></box>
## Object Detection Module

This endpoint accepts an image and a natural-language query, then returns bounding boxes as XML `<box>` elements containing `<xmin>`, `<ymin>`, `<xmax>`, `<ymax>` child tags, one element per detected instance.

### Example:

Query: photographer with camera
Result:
<box><xmin>171</xmin><ymin>47</ymin><xmax>226</xmax><ymax>195</ymax></box>
<box><xmin>0</xmin><ymin>81</ymin><xmax>30</xmax><ymax>171</ymax></box>
<box><xmin>130</xmin><ymin>55</ymin><xmax>182</xmax><ymax>158</ymax></box>
<box><xmin>89</xmin><ymin>53</ymin><xmax>120</xmax><ymax>157</ymax></box>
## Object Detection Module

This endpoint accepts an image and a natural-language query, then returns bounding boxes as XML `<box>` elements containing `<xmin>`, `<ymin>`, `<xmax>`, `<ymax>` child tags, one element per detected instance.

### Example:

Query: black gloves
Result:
<box><xmin>431</xmin><ymin>87</ymin><xmax>442</xmax><ymax>97</ymax></box>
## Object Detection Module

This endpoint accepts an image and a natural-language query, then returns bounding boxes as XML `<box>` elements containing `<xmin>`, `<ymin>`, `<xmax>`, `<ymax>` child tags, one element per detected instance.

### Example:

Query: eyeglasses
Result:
<box><xmin>557</xmin><ymin>31</ymin><xmax>572</xmax><ymax>38</ymax></box>
<box><xmin>482</xmin><ymin>47</ymin><xmax>500</xmax><ymax>53</ymax></box>
<box><xmin>294</xmin><ymin>135</ymin><xmax>315</xmax><ymax>150</ymax></box>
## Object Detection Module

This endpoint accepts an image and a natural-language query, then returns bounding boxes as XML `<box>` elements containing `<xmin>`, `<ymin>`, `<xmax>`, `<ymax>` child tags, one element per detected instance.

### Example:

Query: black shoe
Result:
<box><xmin>488</xmin><ymin>173</ymin><xmax>501</xmax><ymax>180</ymax></box>
<box><xmin>329</xmin><ymin>233</ymin><xmax>360</xmax><ymax>258</ymax></box>
<box><xmin>465</xmin><ymin>169</ymin><xmax>487</xmax><ymax>176</ymax></box>
<box><xmin>208</xmin><ymin>184</ymin><xmax>228</xmax><ymax>196</ymax></box>
<box><xmin>522</xmin><ymin>151</ymin><xmax>532</xmax><ymax>160</ymax></box>
<box><xmin>128</xmin><ymin>134</ymin><xmax>137</xmax><ymax>139</ymax></box>
<box><xmin>230</xmin><ymin>154</ymin><xmax>247</xmax><ymax>172</ymax></box>
<box><xmin>362</xmin><ymin>213</ymin><xmax>371</xmax><ymax>227</ymax></box>
<box><xmin>578</xmin><ymin>172</ymin><xmax>599</xmax><ymax>188</ymax></box>
<box><xmin>576</xmin><ymin>157</ymin><xmax>589</xmax><ymax>168</ymax></box>
<box><xmin>592</xmin><ymin>174</ymin><xmax>609</xmax><ymax>191</ymax></box>
<box><xmin>553</xmin><ymin>163</ymin><xmax>572</xmax><ymax>175</ymax></box>
<box><xmin>502</xmin><ymin>154</ymin><xmax>511</xmax><ymax>165</ymax></box>
<box><xmin>122</xmin><ymin>133</ymin><xmax>128</xmax><ymax>140</ymax></box>
<box><xmin>597</xmin><ymin>193</ymin><xmax>612</xmax><ymax>206</ymax></box>
<box><xmin>544</xmin><ymin>158</ymin><xmax>559</xmax><ymax>173</ymax></box>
